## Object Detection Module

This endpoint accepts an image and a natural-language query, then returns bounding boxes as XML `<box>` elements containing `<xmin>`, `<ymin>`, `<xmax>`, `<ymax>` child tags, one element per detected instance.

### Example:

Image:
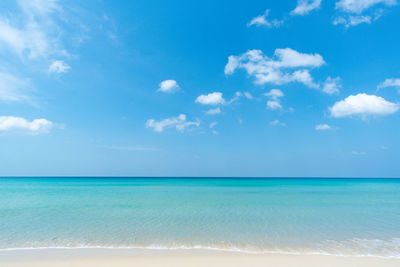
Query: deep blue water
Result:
<box><xmin>0</xmin><ymin>178</ymin><xmax>399</xmax><ymax>257</ymax></box>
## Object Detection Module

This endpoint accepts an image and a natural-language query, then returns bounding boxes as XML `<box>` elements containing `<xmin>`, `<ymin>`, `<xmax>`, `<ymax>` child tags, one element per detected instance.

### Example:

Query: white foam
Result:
<box><xmin>0</xmin><ymin>243</ymin><xmax>399</xmax><ymax>259</ymax></box>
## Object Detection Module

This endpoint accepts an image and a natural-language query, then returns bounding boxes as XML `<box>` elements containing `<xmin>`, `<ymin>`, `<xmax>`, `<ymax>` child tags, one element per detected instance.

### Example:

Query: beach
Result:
<box><xmin>1</xmin><ymin>178</ymin><xmax>399</xmax><ymax>261</ymax></box>
<box><xmin>1</xmin><ymin>248</ymin><xmax>400</xmax><ymax>267</ymax></box>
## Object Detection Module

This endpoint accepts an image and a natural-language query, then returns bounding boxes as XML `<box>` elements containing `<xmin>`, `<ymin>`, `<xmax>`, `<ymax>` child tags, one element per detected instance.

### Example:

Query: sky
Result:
<box><xmin>0</xmin><ymin>0</ymin><xmax>400</xmax><ymax>177</ymax></box>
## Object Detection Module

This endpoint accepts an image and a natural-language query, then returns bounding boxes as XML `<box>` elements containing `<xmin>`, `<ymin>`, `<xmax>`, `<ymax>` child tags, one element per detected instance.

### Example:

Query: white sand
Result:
<box><xmin>0</xmin><ymin>248</ymin><xmax>399</xmax><ymax>267</ymax></box>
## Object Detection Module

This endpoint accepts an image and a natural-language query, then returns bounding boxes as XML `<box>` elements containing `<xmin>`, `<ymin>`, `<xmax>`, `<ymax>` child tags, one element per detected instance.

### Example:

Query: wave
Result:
<box><xmin>1</xmin><ymin>239</ymin><xmax>399</xmax><ymax>259</ymax></box>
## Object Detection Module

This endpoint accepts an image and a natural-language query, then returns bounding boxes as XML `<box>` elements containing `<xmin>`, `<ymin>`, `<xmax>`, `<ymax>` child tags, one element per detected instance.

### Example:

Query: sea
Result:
<box><xmin>0</xmin><ymin>177</ymin><xmax>399</xmax><ymax>258</ymax></box>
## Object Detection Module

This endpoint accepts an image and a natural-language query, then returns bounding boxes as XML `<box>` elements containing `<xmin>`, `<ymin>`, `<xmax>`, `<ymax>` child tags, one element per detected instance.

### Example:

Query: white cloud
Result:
<box><xmin>0</xmin><ymin>116</ymin><xmax>52</xmax><ymax>134</ymax></box>
<box><xmin>145</xmin><ymin>114</ymin><xmax>199</xmax><ymax>133</ymax></box>
<box><xmin>225</xmin><ymin>91</ymin><xmax>255</xmax><ymax>104</ymax></box>
<box><xmin>273</xmin><ymin>48</ymin><xmax>325</xmax><ymax>68</ymax></box>
<box><xmin>334</xmin><ymin>0</ymin><xmax>396</xmax><ymax>27</ymax></box>
<box><xmin>49</xmin><ymin>60</ymin><xmax>70</xmax><ymax>73</ymax></box>
<box><xmin>205</xmin><ymin>107</ymin><xmax>221</xmax><ymax>115</ymax></box>
<box><xmin>333</xmin><ymin>15</ymin><xmax>372</xmax><ymax>27</ymax></box>
<box><xmin>18</xmin><ymin>0</ymin><xmax>60</xmax><ymax>16</ymax></box>
<box><xmin>157</xmin><ymin>79</ymin><xmax>180</xmax><ymax>93</ymax></box>
<box><xmin>330</xmin><ymin>93</ymin><xmax>399</xmax><ymax>118</ymax></box>
<box><xmin>227</xmin><ymin>91</ymin><xmax>242</xmax><ymax>104</ymax></box>
<box><xmin>270</xmin><ymin>120</ymin><xmax>286</xmax><ymax>126</ymax></box>
<box><xmin>335</xmin><ymin>0</ymin><xmax>397</xmax><ymax>14</ymax></box>
<box><xmin>322</xmin><ymin>76</ymin><xmax>341</xmax><ymax>95</ymax></box>
<box><xmin>243</xmin><ymin>91</ymin><xmax>253</xmax><ymax>99</ymax></box>
<box><xmin>291</xmin><ymin>0</ymin><xmax>322</xmax><ymax>15</ymax></box>
<box><xmin>264</xmin><ymin>89</ymin><xmax>284</xmax><ymax>100</ymax></box>
<box><xmin>99</xmin><ymin>145</ymin><xmax>157</xmax><ymax>151</ymax></box>
<box><xmin>352</xmin><ymin>151</ymin><xmax>366</xmax><ymax>155</ymax></box>
<box><xmin>0</xmin><ymin>72</ymin><xmax>32</xmax><ymax>102</ymax></box>
<box><xmin>267</xmin><ymin>100</ymin><xmax>282</xmax><ymax>110</ymax></box>
<box><xmin>315</xmin><ymin>124</ymin><xmax>332</xmax><ymax>130</ymax></box>
<box><xmin>291</xmin><ymin>69</ymin><xmax>319</xmax><ymax>88</ymax></box>
<box><xmin>248</xmin><ymin>10</ymin><xmax>284</xmax><ymax>28</ymax></box>
<box><xmin>195</xmin><ymin>92</ymin><xmax>225</xmax><ymax>105</ymax></box>
<box><xmin>225</xmin><ymin>48</ymin><xmax>324</xmax><ymax>87</ymax></box>
<box><xmin>378</xmin><ymin>78</ymin><xmax>400</xmax><ymax>89</ymax></box>
<box><xmin>209</xmin><ymin>121</ymin><xmax>217</xmax><ymax>128</ymax></box>
<box><xmin>265</xmin><ymin>89</ymin><xmax>284</xmax><ymax>110</ymax></box>
<box><xmin>0</xmin><ymin>0</ymin><xmax>65</xmax><ymax>60</ymax></box>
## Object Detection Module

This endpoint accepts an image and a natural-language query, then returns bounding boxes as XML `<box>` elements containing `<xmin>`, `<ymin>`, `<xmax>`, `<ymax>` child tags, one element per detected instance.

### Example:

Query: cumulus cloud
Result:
<box><xmin>247</xmin><ymin>9</ymin><xmax>284</xmax><ymax>28</ymax></box>
<box><xmin>145</xmin><ymin>114</ymin><xmax>199</xmax><ymax>133</ymax></box>
<box><xmin>330</xmin><ymin>93</ymin><xmax>399</xmax><ymax>118</ymax></box>
<box><xmin>0</xmin><ymin>72</ymin><xmax>32</xmax><ymax>102</ymax></box>
<box><xmin>335</xmin><ymin>0</ymin><xmax>396</xmax><ymax>13</ymax></box>
<box><xmin>315</xmin><ymin>124</ymin><xmax>332</xmax><ymax>130</ymax></box>
<box><xmin>0</xmin><ymin>116</ymin><xmax>53</xmax><ymax>134</ymax></box>
<box><xmin>377</xmin><ymin>78</ymin><xmax>400</xmax><ymax>90</ymax></box>
<box><xmin>225</xmin><ymin>48</ymin><xmax>324</xmax><ymax>88</ymax></box>
<box><xmin>157</xmin><ymin>79</ymin><xmax>180</xmax><ymax>93</ymax></box>
<box><xmin>205</xmin><ymin>107</ymin><xmax>221</xmax><ymax>115</ymax></box>
<box><xmin>49</xmin><ymin>60</ymin><xmax>70</xmax><ymax>73</ymax></box>
<box><xmin>291</xmin><ymin>0</ymin><xmax>322</xmax><ymax>15</ymax></box>
<box><xmin>322</xmin><ymin>76</ymin><xmax>341</xmax><ymax>95</ymax></box>
<box><xmin>195</xmin><ymin>92</ymin><xmax>225</xmax><ymax>105</ymax></box>
<box><xmin>265</xmin><ymin>89</ymin><xmax>284</xmax><ymax>100</ymax></box>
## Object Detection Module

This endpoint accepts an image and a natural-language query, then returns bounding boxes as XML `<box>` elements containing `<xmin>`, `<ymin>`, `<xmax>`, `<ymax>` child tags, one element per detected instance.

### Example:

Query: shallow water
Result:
<box><xmin>0</xmin><ymin>178</ymin><xmax>399</xmax><ymax>257</ymax></box>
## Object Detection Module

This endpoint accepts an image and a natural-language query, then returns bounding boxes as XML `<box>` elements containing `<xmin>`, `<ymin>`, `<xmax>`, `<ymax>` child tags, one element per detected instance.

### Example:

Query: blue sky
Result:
<box><xmin>0</xmin><ymin>0</ymin><xmax>400</xmax><ymax>177</ymax></box>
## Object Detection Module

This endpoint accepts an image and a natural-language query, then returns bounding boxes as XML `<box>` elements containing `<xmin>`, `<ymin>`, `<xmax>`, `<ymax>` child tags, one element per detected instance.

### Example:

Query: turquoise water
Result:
<box><xmin>0</xmin><ymin>178</ymin><xmax>399</xmax><ymax>257</ymax></box>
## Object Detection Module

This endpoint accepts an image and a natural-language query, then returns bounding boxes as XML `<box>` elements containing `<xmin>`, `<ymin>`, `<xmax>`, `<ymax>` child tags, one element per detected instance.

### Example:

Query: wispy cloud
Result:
<box><xmin>0</xmin><ymin>0</ymin><xmax>67</xmax><ymax>60</ymax></box>
<box><xmin>209</xmin><ymin>121</ymin><xmax>217</xmax><ymax>128</ymax></box>
<box><xmin>377</xmin><ymin>78</ymin><xmax>400</xmax><ymax>92</ymax></box>
<box><xmin>247</xmin><ymin>9</ymin><xmax>284</xmax><ymax>28</ymax></box>
<box><xmin>99</xmin><ymin>145</ymin><xmax>158</xmax><ymax>151</ymax></box>
<box><xmin>205</xmin><ymin>107</ymin><xmax>221</xmax><ymax>115</ymax></box>
<box><xmin>0</xmin><ymin>72</ymin><xmax>33</xmax><ymax>103</ymax></box>
<box><xmin>315</xmin><ymin>124</ymin><xmax>332</xmax><ymax>130</ymax></box>
<box><xmin>291</xmin><ymin>0</ymin><xmax>322</xmax><ymax>16</ymax></box>
<box><xmin>270</xmin><ymin>119</ymin><xmax>286</xmax><ymax>126</ymax></box>
<box><xmin>146</xmin><ymin>114</ymin><xmax>200</xmax><ymax>133</ymax></box>
<box><xmin>334</xmin><ymin>0</ymin><xmax>397</xmax><ymax>27</ymax></box>
<box><xmin>333</xmin><ymin>15</ymin><xmax>372</xmax><ymax>27</ymax></box>
<box><xmin>335</xmin><ymin>0</ymin><xmax>396</xmax><ymax>14</ymax></box>
<box><xmin>265</xmin><ymin>89</ymin><xmax>284</xmax><ymax>110</ymax></box>
<box><xmin>352</xmin><ymin>151</ymin><xmax>367</xmax><ymax>156</ymax></box>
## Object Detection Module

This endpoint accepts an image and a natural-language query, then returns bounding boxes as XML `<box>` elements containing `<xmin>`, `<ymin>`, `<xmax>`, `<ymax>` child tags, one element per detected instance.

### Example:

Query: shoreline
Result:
<box><xmin>1</xmin><ymin>248</ymin><xmax>399</xmax><ymax>267</ymax></box>
<box><xmin>0</xmin><ymin>245</ymin><xmax>399</xmax><ymax>259</ymax></box>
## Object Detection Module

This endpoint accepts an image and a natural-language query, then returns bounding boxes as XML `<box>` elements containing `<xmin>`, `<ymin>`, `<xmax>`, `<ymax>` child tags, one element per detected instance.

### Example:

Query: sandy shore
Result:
<box><xmin>0</xmin><ymin>248</ymin><xmax>399</xmax><ymax>267</ymax></box>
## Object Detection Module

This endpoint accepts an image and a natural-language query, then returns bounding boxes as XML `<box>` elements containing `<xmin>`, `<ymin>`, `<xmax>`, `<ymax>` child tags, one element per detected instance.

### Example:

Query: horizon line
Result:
<box><xmin>1</xmin><ymin>176</ymin><xmax>399</xmax><ymax>179</ymax></box>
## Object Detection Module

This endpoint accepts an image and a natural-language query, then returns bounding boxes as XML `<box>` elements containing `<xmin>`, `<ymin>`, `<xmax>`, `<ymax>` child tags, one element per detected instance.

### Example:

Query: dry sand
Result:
<box><xmin>0</xmin><ymin>248</ymin><xmax>399</xmax><ymax>267</ymax></box>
